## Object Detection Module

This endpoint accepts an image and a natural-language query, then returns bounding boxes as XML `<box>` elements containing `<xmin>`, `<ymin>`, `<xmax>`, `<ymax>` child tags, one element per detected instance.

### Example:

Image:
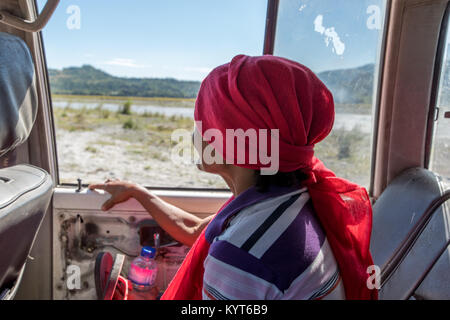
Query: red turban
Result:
<box><xmin>162</xmin><ymin>55</ymin><xmax>377</xmax><ymax>300</ymax></box>
<box><xmin>195</xmin><ymin>54</ymin><xmax>335</xmax><ymax>172</ymax></box>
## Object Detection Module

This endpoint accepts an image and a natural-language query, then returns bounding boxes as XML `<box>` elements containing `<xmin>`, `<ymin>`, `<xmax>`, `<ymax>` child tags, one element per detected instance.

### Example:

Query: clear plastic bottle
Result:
<box><xmin>128</xmin><ymin>246</ymin><xmax>157</xmax><ymax>292</ymax></box>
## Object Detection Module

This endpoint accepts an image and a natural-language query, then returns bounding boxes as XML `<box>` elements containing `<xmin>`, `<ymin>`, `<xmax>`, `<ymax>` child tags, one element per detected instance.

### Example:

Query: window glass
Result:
<box><xmin>274</xmin><ymin>0</ymin><xmax>387</xmax><ymax>187</ymax></box>
<box><xmin>430</xmin><ymin>14</ymin><xmax>450</xmax><ymax>181</ymax></box>
<box><xmin>38</xmin><ymin>0</ymin><xmax>267</xmax><ymax>188</ymax></box>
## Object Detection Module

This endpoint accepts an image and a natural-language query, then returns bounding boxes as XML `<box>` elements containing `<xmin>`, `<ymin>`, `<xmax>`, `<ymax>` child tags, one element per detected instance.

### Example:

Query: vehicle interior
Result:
<box><xmin>0</xmin><ymin>0</ymin><xmax>449</xmax><ymax>300</ymax></box>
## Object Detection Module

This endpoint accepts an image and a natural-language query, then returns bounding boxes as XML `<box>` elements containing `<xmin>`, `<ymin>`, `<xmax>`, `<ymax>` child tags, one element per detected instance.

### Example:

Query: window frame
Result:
<box><xmin>43</xmin><ymin>0</ymin><xmax>391</xmax><ymax>193</ymax></box>
<box><xmin>42</xmin><ymin>0</ymin><xmax>271</xmax><ymax>191</ymax></box>
<box><xmin>369</xmin><ymin>0</ymin><xmax>391</xmax><ymax>196</ymax></box>
<box><xmin>263</xmin><ymin>0</ymin><xmax>279</xmax><ymax>55</ymax></box>
<box><xmin>267</xmin><ymin>0</ymin><xmax>391</xmax><ymax>196</ymax></box>
<box><xmin>425</xmin><ymin>1</ymin><xmax>450</xmax><ymax>170</ymax></box>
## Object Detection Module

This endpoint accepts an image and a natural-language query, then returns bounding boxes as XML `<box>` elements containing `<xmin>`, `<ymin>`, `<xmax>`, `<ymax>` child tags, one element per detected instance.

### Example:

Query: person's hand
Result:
<box><xmin>88</xmin><ymin>179</ymin><xmax>141</xmax><ymax>211</ymax></box>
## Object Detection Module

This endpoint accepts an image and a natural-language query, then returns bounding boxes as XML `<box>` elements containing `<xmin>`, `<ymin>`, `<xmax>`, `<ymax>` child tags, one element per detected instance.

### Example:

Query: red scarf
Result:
<box><xmin>162</xmin><ymin>55</ymin><xmax>377</xmax><ymax>300</ymax></box>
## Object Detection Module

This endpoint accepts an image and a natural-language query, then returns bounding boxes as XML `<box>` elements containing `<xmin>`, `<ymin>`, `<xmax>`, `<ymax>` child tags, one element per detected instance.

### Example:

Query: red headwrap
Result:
<box><xmin>162</xmin><ymin>55</ymin><xmax>377</xmax><ymax>300</ymax></box>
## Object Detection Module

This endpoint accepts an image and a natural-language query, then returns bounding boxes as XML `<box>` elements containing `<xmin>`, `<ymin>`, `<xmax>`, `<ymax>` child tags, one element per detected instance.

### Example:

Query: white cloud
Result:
<box><xmin>323</xmin><ymin>27</ymin><xmax>345</xmax><ymax>56</ymax></box>
<box><xmin>313</xmin><ymin>15</ymin><xmax>345</xmax><ymax>56</ymax></box>
<box><xmin>103</xmin><ymin>58</ymin><xmax>151</xmax><ymax>68</ymax></box>
<box><xmin>314</xmin><ymin>15</ymin><xmax>326</xmax><ymax>34</ymax></box>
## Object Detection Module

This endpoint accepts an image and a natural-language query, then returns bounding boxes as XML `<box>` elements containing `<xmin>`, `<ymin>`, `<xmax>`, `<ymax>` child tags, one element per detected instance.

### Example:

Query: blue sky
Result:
<box><xmin>275</xmin><ymin>0</ymin><xmax>386</xmax><ymax>72</ymax></box>
<box><xmin>38</xmin><ymin>0</ymin><xmax>386</xmax><ymax>81</ymax></box>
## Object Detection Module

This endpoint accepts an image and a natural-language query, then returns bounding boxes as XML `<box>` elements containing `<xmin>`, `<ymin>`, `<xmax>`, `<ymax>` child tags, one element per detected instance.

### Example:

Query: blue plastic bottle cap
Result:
<box><xmin>141</xmin><ymin>246</ymin><xmax>156</xmax><ymax>258</ymax></box>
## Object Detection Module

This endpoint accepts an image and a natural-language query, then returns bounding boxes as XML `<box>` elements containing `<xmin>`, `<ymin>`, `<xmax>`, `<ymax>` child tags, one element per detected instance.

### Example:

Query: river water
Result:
<box><xmin>52</xmin><ymin>100</ymin><xmax>373</xmax><ymax>134</ymax></box>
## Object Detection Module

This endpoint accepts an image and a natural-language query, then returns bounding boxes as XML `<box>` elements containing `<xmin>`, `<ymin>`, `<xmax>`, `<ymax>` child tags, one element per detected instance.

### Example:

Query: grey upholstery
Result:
<box><xmin>0</xmin><ymin>165</ymin><xmax>53</xmax><ymax>293</ymax></box>
<box><xmin>0</xmin><ymin>32</ymin><xmax>37</xmax><ymax>157</ymax></box>
<box><xmin>371</xmin><ymin>168</ymin><xmax>450</xmax><ymax>299</ymax></box>
<box><xmin>0</xmin><ymin>32</ymin><xmax>53</xmax><ymax>299</ymax></box>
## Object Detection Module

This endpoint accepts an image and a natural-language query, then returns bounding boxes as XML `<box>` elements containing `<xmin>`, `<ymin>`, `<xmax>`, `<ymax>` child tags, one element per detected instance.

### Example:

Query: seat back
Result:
<box><xmin>370</xmin><ymin>168</ymin><xmax>450</xmax><ymax>299</ymax></box>
<box><xmin>0</xmin><ymin>32</ymin><xmax>37</xmax><ymax>156</ymax></box>
<box><xmin>0</xmin><ymin>31</ymin><xmax>53</xmax><ymax>299</ymax></box>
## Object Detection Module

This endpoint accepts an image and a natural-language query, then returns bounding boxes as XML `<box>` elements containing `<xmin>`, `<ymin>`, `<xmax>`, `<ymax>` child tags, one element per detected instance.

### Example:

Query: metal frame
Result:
<box><xmin>369</xmin><ymin>0</ymin><xmax>392</xmax><ymax>197</ymax></box>
<box><xmin>263</xmin><ymin>0</ymin><xmax>279</xmax><ymax>55</ymax></box>
<box><xmin>371</xmin><ymin>0</ymin><xmax>449</xmax><ymax>198</ymax></box>
<box><xmin>424</xmin><ymin>1</ymin><xmax>450</xmax><ymax>169</ymax></box>
<box><xmin>0</xmin><ymin>0</ymin><xmax>59</xmax><ymax>32</ymax></box>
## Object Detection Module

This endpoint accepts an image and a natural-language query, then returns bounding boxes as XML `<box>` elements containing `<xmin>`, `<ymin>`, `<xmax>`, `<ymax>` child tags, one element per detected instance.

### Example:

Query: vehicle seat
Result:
<box><xmin>370</xmin><ymin>168</ymin><xmax>450</xmax><ymax>299</ymax></box>
<box><xmin>0</xmin><ymin>32</ymin><xmax>53</xmax><ymax>299</ymax></box>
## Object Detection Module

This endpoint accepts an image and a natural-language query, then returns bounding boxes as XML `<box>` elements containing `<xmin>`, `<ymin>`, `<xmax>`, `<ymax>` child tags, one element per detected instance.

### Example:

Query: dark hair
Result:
<box><xmin>254</xmin><ymin>169</ymin><xmax>308</xmax><ymax>193</ymax></box>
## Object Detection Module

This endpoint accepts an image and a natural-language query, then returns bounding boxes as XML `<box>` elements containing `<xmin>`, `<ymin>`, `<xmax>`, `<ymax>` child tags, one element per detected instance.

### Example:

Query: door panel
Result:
<box><xmin>52</xmin><ymin>187</ymin><xmax>229</xmax><ymax>299</ymax></box>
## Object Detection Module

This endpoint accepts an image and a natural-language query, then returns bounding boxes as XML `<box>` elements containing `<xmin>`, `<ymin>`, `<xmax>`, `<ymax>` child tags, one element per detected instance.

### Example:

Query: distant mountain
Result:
<box><xmin>318</xmin><ymin>60</ymin><xmax>450</xmax><ymax>106</ymax></box>
<box><xmin>48</xmin><ymin>65</ymin><xmax>201</xmax><ymax>98</ymax></box>
<box><xmin>317</xmin><ymin>64</ymin><xmax>375</xmax><ymax>104</ymax></box>
<box><xmin>47</xmin><ymin>63</ymin><xmax>392</xmax><ymax>104</ymax></box>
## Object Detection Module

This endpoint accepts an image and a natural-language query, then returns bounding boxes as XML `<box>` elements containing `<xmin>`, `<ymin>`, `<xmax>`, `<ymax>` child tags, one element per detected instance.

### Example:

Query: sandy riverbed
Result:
<box><xmin>56</xmin><ymin>125</ymin><xmax>227</xmax><ymax>188</ymax></box>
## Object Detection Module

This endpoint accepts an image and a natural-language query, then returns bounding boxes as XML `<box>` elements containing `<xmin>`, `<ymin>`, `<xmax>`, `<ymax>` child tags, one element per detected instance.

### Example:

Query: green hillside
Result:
<box><xmin>48</xmin><ymin>65</ymin><xmax>201</xmax><ymax>99</ymax></box>
<box><xmin>317</xmin><ymin>64</ymin><xmax>375</xmax><ymax>104</ymax></box>
<box><xmin>48</xmin><ymin>63</ymin><xmax>403</xmax><ymax>105</ymax></box>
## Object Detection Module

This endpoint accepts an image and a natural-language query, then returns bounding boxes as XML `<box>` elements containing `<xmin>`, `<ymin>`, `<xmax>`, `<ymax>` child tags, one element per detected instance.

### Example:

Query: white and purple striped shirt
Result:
<box><xmin>203</xmin><ymin>186</ymin><xmax>345</xmax><ymax>300</ymax></box>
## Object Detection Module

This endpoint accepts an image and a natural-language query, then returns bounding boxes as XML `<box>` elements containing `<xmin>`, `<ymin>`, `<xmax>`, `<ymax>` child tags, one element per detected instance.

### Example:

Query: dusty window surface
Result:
<box><xmin>274</xmin><ymin>0</ymin><xmax>387</xmax><ymax>187</ymax></box>
<box><xmin>39</xmin><ymin>0</ymin><xmax>267</xmax><ymax>188</ymax></box>
<box><xmin>430</xmin><ymin>14</ymin><xmax>450</xmax><ymax>180</ymax></box>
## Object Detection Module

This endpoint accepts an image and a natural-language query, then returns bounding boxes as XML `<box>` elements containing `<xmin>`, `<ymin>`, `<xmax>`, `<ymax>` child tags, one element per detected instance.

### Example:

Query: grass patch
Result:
<box><xmin>316</xmin><ymin>126</ymin><xmax>371</xmax><ymax>186</ymax></box>
<box><xmin>52</xmin><ymin>94</ymin><xmax>196</xmax><ymax>108</ymax></box>
<box><xmin>94</xmin><ymin>140</ymin><xmax>115</xmax><ymax>147</ymax></box>
<box><xmin>85</xmin><ymin>146</ymin><xmax>98</xmax><ymax>153</ymax></box>
<box><xmin>122</xmin><ymin>118</ymin><xmax>138</xmax><ymax>130</ymax></box>
<box><xmin>119</xmin><ymin>100</ymin><xmax>133</xmax><ymax>115</ymax></box>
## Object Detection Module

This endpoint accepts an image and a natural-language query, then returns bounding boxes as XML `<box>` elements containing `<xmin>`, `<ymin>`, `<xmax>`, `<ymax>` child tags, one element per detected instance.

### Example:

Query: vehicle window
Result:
<box><xmin>38</xmin><ymin>0</ymin><xmax>267</xmax><ymax>188</ymax></box>
<box><xmin>273</xmin><ymin>0</ymin><xmax>387</xmax><ymax>188</ymax></box>
<box><xmin>430</xmin><ymin>13</ymin><xmax>450</xmax><ymax>181</ymax></box>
